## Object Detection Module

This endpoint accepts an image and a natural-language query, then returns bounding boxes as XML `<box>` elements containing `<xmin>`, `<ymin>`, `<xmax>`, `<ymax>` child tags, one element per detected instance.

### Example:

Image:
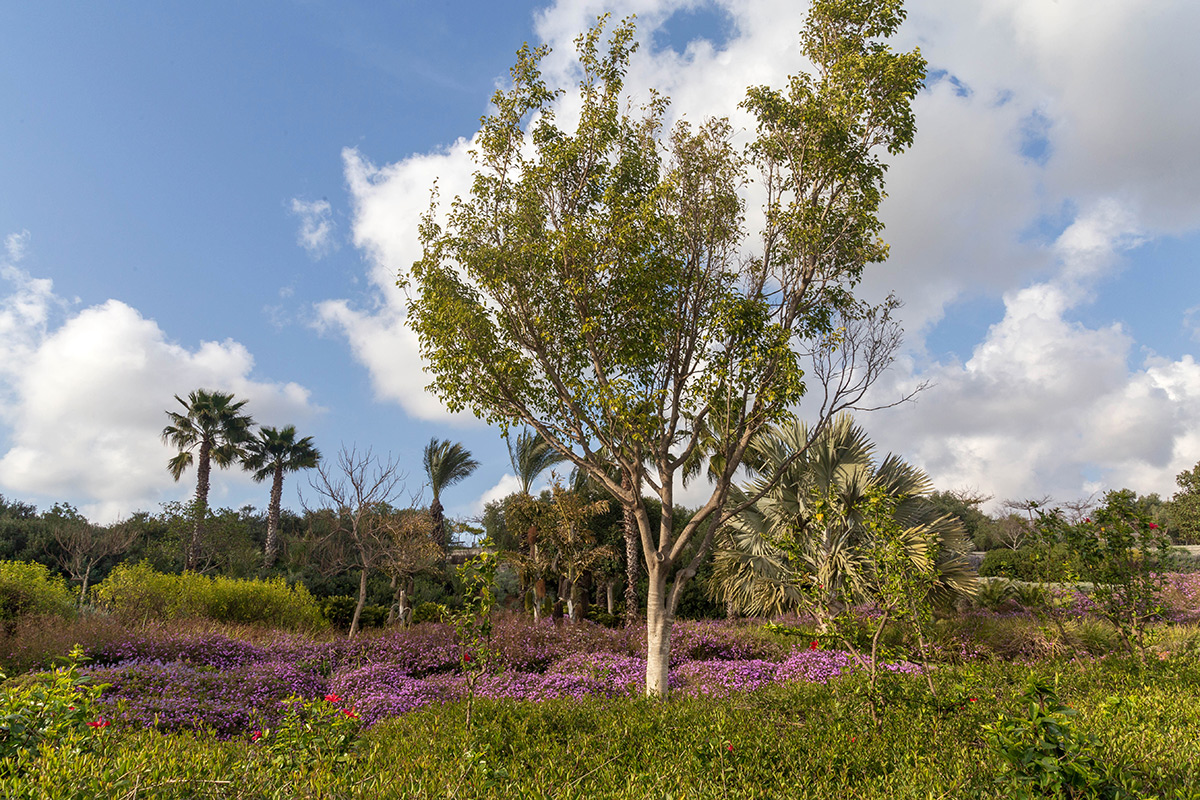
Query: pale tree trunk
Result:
<box><xmin>187</xmin><ymin>439</ymin><xmax>212</xmax><ymax>571</ymax></box>
<box><xmin>606</xmin><ymin>581</ymin><xmax>616</xmax><ymax>615</ymax></box>
<box><xmin>263</xmin><ymin>465</ymin><xmax>284</xmax><ymax>569</ymax></box>
<box><xmin>644</xmin><ymin>566</ymin><xmax>673</xmax><ymax>697</ymax></box>
<box><xmin>349</xmin><ymin>567</ymin><xmax>368</xmax><ymax>638</ymax></box>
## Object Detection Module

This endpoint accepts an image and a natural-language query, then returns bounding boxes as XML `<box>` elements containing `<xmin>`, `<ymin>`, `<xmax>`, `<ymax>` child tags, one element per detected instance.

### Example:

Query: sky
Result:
<box><xmin>2</xmin><ymin>0</ymin><xmax>1199</xmax><ymax>524</ymax></box>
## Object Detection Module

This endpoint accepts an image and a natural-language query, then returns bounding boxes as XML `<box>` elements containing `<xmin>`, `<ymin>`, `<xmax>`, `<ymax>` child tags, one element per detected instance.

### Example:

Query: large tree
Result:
<box><xmin>422</xmin><ymin>438</ymin><xmax>480</xmax><ymax>552</ymax></box>
<box><xmin>405</xmin><ymin>4</ymin><xmax>924</xmax><ymax>696</ymax></box>
<box><xmin>242</xmin><ymin>425</ymin><xmax>321</xmax><ymax>569</ymax></box>
<box><xmin>162</xmin><ymin>389</ymin><xmax>254</xmax><ymax>570</ymax></box>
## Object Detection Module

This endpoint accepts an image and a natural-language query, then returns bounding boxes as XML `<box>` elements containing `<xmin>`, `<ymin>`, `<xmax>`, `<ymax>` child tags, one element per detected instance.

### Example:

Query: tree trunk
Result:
<box><xmin>644</xmin><ymin>566</ymin><xmax>673</xmax><ymax>697</ymax></box>
<box><xmin>606</xmin><ymin>581</ymin><xmax>616</xmax><ymax>614</ymax></box>
<box><xmin>430</xmin><ymin>496</ymin><xmax>446</xmax><ymax>553</ymax></box>
<box><xmin>263</xmin><ymin>464</ymin><xmax>284</xmax><ymax>569</ymax></box>
<box><xmin>533</xmin><ymin>576</ymin><xmax>546</xmax><ymax>621</ymax></box>
<box><xmin>187</xmin><ymin>439</ymin><xmax>212</xmax><ymax>571</ymax></box>
<box><xmin>78</xmin><ymin>566</ymin><xmax>92</xmax><ymax>609</ymax></box>
<box><xmin>349</xmin><ymin>567</ymin><xmax>368</xmax><ymax>638</ymax></box>
<box><xmin>623</xmin><ymin>505</ymin><xmax>639</xmax><ymax>627</ymax></box>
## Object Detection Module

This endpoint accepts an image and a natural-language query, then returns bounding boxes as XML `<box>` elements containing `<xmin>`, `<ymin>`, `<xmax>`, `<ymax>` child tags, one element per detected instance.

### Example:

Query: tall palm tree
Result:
<box><xmin>243</xmin><ymin>425</ymin><xmax>321</xmax><ymax>569</ymax></box>
<box><xmin>712</xmin><ymin>414</ymin><xmax>977</xmax><ymax>624</ymax></box>
<box><xmin>507</xmin><ymin>429</ymin><xmax>568</xmax><ymax>619</ymax></box>
<box><xmin>507</xmin><ymin>428</ymin><xmax>568</xmax><ymax>495</ymax></box>
<box><xmin>423</xmin><ymin>438</ymin><xmax>480</xmax><ymax>552</ymax></box>
<box><xmin>162</xmin><ymin>389</ymin><xmax>254</xmax><ymax>570</ymax></box>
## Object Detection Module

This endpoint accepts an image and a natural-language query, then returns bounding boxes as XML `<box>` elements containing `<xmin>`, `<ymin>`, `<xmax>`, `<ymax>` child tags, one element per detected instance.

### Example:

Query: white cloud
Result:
<box><xmin>865</xmin><ymin>200</ymin><xmax>1200</xmax><ymax>509</ymax></box>
<box><xmin>289</xmin><ymin>198</ymin><xmax>337</xmax><ymax>258</ymax></box>
<box><xmin>0</xmin><ymin>252</ymin><xmax>319</xmax><ymax>523</ymax></box>
<box><xmin>476</xmin><ymin>473</ymin><xmax>523</xmax><ymax>513</ymax></box>
<box><xmin>4</xmin><ymin>230</ymin><xmax>30</xmax><ymax>263</ymax></box>
<box><xmin>326</xmin><ymin>0</ymin><xmax>1200</xmax><ymax>507</ymax></box>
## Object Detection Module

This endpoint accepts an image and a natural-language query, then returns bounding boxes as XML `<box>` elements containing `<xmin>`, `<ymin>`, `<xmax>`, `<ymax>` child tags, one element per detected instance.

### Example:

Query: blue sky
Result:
<box><xmin>2</xmin><ymin>0</ymin><xmax>1199</xmax><ymax>523</ymax></box>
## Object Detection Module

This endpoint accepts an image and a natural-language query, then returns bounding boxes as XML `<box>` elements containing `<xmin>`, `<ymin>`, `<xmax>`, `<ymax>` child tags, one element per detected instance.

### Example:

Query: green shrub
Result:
<box><xmin>412</xmin><ymin>602</ymin><xmax>448</xmax><ymax>625</ymax></box>
<box><xmin>93</xmin><ymin>563</ymin><xmax>323</xmax><ymax>631</ymax></box>
<box><xmin>0</xmin><ymin>646</ymin><xmax>106</xmax><ymax>775</ymax></box>
<box><xmin>0</xmin><ymin>561</ymin><xmax>74</xmax><ymax>628</ymax></box>
<box><xmin>586</xmin><ymin>608</ymin><xmax>620</xmax><ymax>628</ymax></box>
<box><xmin>318</xmin><ymin>596</ymin><xmax>388</xmax><ymax>630</ymax></box>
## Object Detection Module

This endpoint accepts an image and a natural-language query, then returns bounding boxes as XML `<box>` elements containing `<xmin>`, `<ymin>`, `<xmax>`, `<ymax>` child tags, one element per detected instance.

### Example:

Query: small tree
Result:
<box><xmin>378</xmin><ymin>509</ymin><xmax>442</xmax><ymax>626</ymax></box>
<box><xmin>405</xmin><ymin>3</ymin><xmax>925</xmax><ymax>696</ymax></box>
<box><xmin>1036</xmin><ymin>489</ymin><xmax>1173</xmax><ymax>658</ymax></box>
<box><xmin>304</xmin><ymin>446</ymin><xmax>405</xmax><ymax>637</ymax></box>
<box><xmin>1170</xmin><ymin>462</ymin><xmax>1200</xmax><ymax>544</ymax></box>
<box><xmin>46</xmin><ymin>506</ymin><xmax>138</xmax><ymax>606</ymax></box>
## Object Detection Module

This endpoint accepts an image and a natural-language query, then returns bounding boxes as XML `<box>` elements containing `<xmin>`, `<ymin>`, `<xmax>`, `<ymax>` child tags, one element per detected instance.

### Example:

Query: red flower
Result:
<box><xmin>850</xmin><ymin>736</ymin><xmax>857</xmax><ymax>743</ymax></box>
<box><xmin>1084</xmin><ymin>518</ymin><xmax>1091</xmax><ymax>523</ymax></box>
<box><xmin>87</xmin><ymin>718</ymin><xmax>109</xmax><ymax>729</ymax></box>
<box><xmin>251</xmin><ymin>730</ymin><xmax>262</xmax><ymax>742</ymax></box>
<box><xmin>969</xmin><ymin>697</ymin><xmax>977</xmax><ymax>702</ymax></box>
<box><xmin>726</xmin><ymin>744</ymin><xmax>734</xmax><ymax>753</ymax></box>
<box><xmin>463</xmin><ymin>652</ymin><xmax>472</xmax><ymax>663</ymax></box>
<box><xmin>342</xmin><ymin>709</ymin><xmax>359</xmax><ymax>719</ymax></box>
<box><xmin>809</xmin><ymin>641</ymin><xmax>819</xmax><ymax>650</ymax></box>
<box><xmin>324</xmin><ymin>693</ymin><xmax>342</xmax><ymax>704</ymax></box>
<box><xmin>1148</xmin><ymin>523</ymin><xmax>1160</xmax><ymax>529</ymax></box>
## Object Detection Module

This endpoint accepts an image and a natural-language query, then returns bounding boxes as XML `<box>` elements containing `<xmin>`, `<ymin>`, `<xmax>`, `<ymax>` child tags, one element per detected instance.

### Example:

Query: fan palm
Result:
<box><xmin>243</xmin><ymin>425</ymin><xmax>321</xmax><ymax>569</ymax></box>
<box><xmin>162</xmin><ymin>389</ymin><xmax>254</xmax><ymax>570</ymax></box>
<box><xmin>423</xmin><ymin>438</ymin><xmax>480</xmax><ymax>552</ymax></box>
<box><xmin>712</xmin><ymin>414</ymin><xmax>976</xmax><ymax>624</ymax></box>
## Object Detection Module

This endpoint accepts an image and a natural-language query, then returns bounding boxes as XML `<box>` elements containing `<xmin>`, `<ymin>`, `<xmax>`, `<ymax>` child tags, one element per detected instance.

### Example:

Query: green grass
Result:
<box><xmin>7</xmin><ymin>656</ymin><xmax>1200</xmax><ymax>799</ymax></box>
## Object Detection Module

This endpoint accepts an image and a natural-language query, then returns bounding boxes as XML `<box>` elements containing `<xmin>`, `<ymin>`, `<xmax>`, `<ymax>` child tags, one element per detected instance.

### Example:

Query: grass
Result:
<box><xmin>6</xmin><ymin>656</ymin><xmax>1200</xmax><ymax>798</ymax></box>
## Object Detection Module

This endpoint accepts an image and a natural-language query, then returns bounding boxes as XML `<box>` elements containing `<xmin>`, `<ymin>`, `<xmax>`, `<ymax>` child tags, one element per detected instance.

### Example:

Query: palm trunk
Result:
<box><xmin>430</xmin><ymin>496</ymin><xmax>446</xmax><ymax>553</ymax></box>
<box><xmin>263</xmin><ymin>465</ymin><xmax>284</xmax><ymax>569</ymax></box>
<box><xmin>623</xmin><ymin>505</ymin><xmax>639</xmax><ymax>627</ymax></box>
<box><xmin>187</xmin><ymin>439</ymin><xmax>212</xmax><ymax>571</ymax></box>
<box><xmin>606</xmin><ymin>581</ymin><xmax>616</xmax><ymax>615</ymax></box>
<box><xmin>349</xmin><ymin>567</ymin><xmax>368</xmax><ymax>638</ymax></box>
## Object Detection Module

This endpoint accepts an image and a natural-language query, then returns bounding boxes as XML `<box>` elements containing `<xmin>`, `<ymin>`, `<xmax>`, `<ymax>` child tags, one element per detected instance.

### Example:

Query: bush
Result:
<box><xmin>411</xmin><ymin>603</ymin><xmax>448</xmax><ymax>625</ymax></box>
<box><xmin>319</xmin><ymin>596</ymin><xmax>388</xmax><ymax>630</ymax></box>
<box><xmin>93</xmin><ymin>563</ymin><xmax>323</xmax><ymax>631</ymax></box>
<box><xmin>979</xmin><ymin>546</ymin><xmax>1075</xmax><ymax>582</ymax></box>
<box><xmin>0</xmin><ymin>561</ymin><xmax>74</xmax><ymax>629</ymax></box>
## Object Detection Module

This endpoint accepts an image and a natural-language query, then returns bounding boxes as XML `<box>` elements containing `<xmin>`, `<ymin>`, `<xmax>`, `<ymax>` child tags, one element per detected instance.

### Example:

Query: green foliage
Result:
<box><xmin>0</xmin><ymin>646</ymin><xmax>107</xmax><ymax>776</ymax></box>
<box><xmin>0</xmin><ymin>561</ymin><xmax>74</xmax><ymax>628</ymax></box>
<box><xmin>1171</xmin><ymin>461</ymin><xmax>1200</xmax><ymax>545</ymax></box>
<box><xmin>318</xmin><ymin>595</ymin><xmax>387</xmax><ymax>631</ymax></box>
<box><xmin>412</xmin><ymin>601</ymin><xmax>449</xmax><ymax>625</ymax></box>
<box><xmin>979</xmin><ymin>546</ymin><xmax>1076</xmax><ymax>582</ymax></box>
<box><xmin>987</xmin><ymin>679</ymin><xmax>1128</xmax><ymax>798</ymax></box>
<box><xmin>254</xmin><ymin>694</ymin><xmax>363</xmax><ymax>771</ymax></box>
<box><xmin>93</xmin><ymin>562</ymin><xmax>323</xmax><ymax>631</ymax></box>
<box><xmin>7</xmin><ymin>657</ymin><xmax>1200</xmax><ymax>798</ymax></box>
<box><xmin>1036</xmin><ymin>490</ymin><xmax>1174</xmax><ymax>655</ymax></box>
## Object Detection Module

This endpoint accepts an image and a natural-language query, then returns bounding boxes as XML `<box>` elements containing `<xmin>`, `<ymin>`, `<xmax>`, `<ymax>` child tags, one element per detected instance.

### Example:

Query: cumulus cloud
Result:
<box><xmin>866</xmin><ymin>200</ymin><xmax>1200</xmax><ymax>509</ymax></box>
<box><xmin>0</xmin><ymin>248</ymin><xmax>319</xmax><ymax>522</ymax></box>
<box><xmin>476</xmin><ymin>473</ymin><xmax>523</xmax><ymax>513</ymax></box>
<box><xmin>324</xmin><ymin>0</ymin><xmax>1200</xmax><ymax>506</ymax></box>
<box><xmin>289</xmin><ymin>198</ymin><xmax>337</xmax><ymax>258</ymax></box>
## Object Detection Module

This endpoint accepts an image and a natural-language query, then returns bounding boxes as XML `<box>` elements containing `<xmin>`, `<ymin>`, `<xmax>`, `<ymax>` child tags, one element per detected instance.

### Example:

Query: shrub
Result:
<box><xmin>93</xmin><ymin>563</ymin><xmax>323</xmax><ymax>631</ymax></box>
<box><xmin>319</xmin><ymin>596</ymin><xmax>388</xmax><ymax>630</ymax></box>
<box><xmin>0</xmin><ymin>647</ymin><xmax>107</xmax><ymax>775</ymax></box>
<box><xmin>412</xmin><ymin>602</ymin><xmax>448</xmax><ymax>625</ymax></box>
<box><xmin>0</xmin><ymin>561</ymin><xmax>74</xmax><ymax>629</ymax></box>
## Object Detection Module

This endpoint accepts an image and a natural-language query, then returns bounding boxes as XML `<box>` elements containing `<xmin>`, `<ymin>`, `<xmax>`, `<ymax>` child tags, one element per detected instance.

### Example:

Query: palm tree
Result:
<box><xmin>423</xmin><ymin>438</ymin><xmax>480</xmax><ymax>552</ymax></box>
<box><xmin>243</xmin><ymin>425</ymin><xmax>321</xmax><ymax>569</ymax></box>
<box><xmin>507</xmin><ymin>428</ymin><xmax>568</xmax><ymax>618</ymax></box>
<box><xmin>507</xmin><ymin>428</ymin><xmax>568</xmax><ymax>495</ymax></box>
<box><xmin>162</xmin><ymin>389</ymin><xmax>254</xmax><ymax>570</ymax></box>
<box><xmin>711</xmin><ymin>414</ymin><xmax>977</xmax><ymax>624</ymax></box>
